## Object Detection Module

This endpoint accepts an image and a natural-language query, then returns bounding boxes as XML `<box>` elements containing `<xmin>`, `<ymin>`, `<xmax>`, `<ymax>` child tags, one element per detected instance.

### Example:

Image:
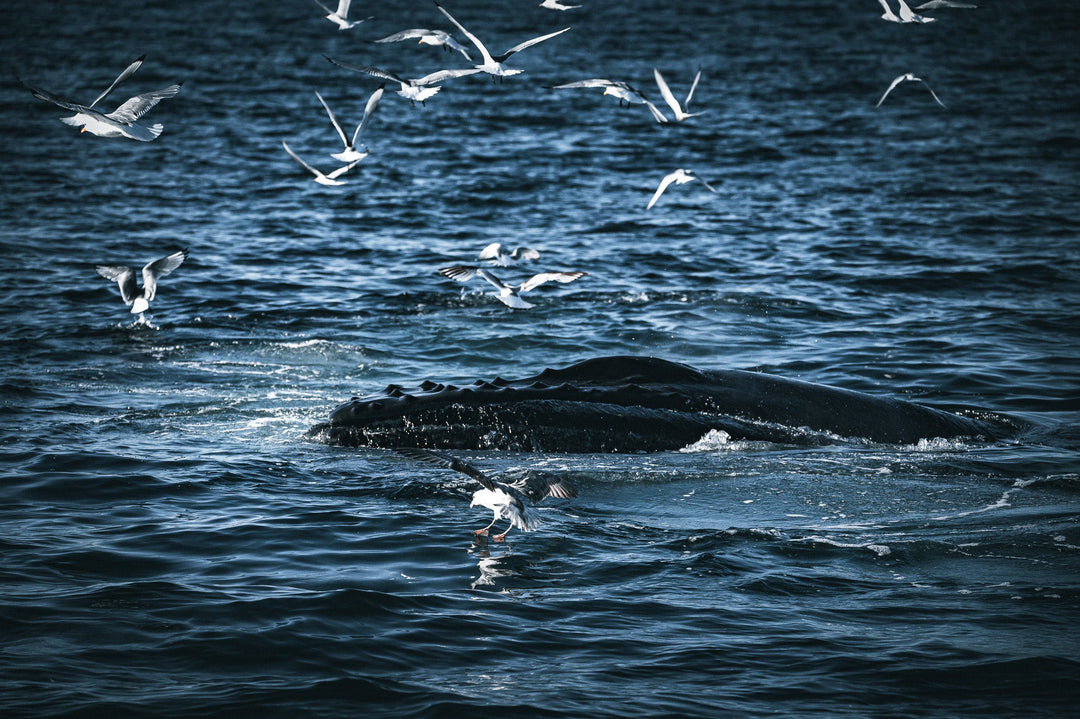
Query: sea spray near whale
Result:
<box><xmin>310</xmin><ymin>356</ymin><xmax>1019</xmax><ymax>452</ymax></box>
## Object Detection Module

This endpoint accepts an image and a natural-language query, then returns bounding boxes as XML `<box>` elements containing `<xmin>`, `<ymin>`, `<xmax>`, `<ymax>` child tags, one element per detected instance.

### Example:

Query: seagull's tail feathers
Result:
<box><xmin>514</xmin><ymin>504</ymin><xmax>542</xmax><ymax>532</ymax></box>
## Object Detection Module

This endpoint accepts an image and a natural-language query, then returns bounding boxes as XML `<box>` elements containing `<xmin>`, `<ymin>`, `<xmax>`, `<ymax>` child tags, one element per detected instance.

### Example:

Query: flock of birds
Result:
<box><xmin>18</xmin><ymin>0</ymin><xmax>979</xmax><ymax>538</ymax></box>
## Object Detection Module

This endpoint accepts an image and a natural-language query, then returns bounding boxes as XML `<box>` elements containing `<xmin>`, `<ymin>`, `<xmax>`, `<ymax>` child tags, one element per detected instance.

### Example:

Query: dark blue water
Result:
<box><xmin>2</xmin><ymin>0</ymin><xmax>1079</xmax><ymax>716</ymax></box>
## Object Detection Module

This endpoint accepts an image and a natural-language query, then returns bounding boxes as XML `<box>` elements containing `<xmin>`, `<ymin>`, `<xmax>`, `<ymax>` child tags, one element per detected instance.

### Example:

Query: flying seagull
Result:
<box><xmin>540</xmin><ymin>0</ymin><xmax>581</xmax><ymax>9</ymax></box>
<box><xmin>395</xmin><ymin>447</ymin><xmax>577</xmax><ymax>541</ymax></box>
<box><xmin>434</xmin><ymin>2</ymin><xmax>571</xmax><ymax>79</ymax></box>
<box><xmin>97</xmin><ymin>248</ymin><xmax>188</xmax><ymax>322</ymax></box>
<box><xmin>373</xmin><ymin>28</ymin><xmax>474</xmax><ymax>62</ymax></box>
<box><xmin>549</xmin><ymin>78</ymin><xmax>668</xmax><ymax>122</ymax></box>
<box><xmin>478</xmin><ymin>242</ymin><xmax>540</xmax><ymax>266</ymax></box>
<box><xmin>653</xmin><ymin>66</ymin><xmax>703</xmax><ymax>123</ymax></box>
<box><xmin>22</xmin><ymin>59</ymin><xmax>182</xmax><ymax>142</ymax></box>
<box><xmin>314</xmin><ymin>85</ymin><xmax>384</xmax><ymax>163</ymax></box>
<box><xmin>314</xmin><ymin>0</ymin><xmax>371</xmax><ymax>30</ymax></box>
<box><xmin>647</xmin><ymin>169</ymin><xmax>718</xmax><ymax>210</ymax></box>
<box><xmin>282</xmin><ymin>141</ymin><xmax>359</xmax><ymax>186</ymax></box>
<box><xmin>438</xmin><ymin>265</ymin><xmax>587</xmax><ymax>309</ymax></box>
<box><xmin>876</xmin><ymin>73</ymin><xmax>946</xmax><ymax>108</ymax></box>
<box><xmin>325</xmin><ymin>56</ymin><xmax>481</xmax><ymax>105</ymax></box>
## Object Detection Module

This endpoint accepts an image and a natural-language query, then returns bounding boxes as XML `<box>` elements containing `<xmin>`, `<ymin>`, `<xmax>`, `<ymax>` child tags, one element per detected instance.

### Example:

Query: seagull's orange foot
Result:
<box><xmin>493</xmin><ymin>533</ymin><xmax>507</xmax><ymax>542</ymax></box>
<box><xmin>474</xmin><ymin>528</ymin><xmax>489</xmax><ymax>536</ymax></box>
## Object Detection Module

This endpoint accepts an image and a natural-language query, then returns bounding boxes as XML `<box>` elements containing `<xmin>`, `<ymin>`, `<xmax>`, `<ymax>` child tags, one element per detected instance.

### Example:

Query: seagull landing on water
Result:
<box><xmin>314</xmin><ymin>0</ymin><xmax>371</xmax><ymax>30</ymax></box>
<box><xmin>314</xmin><ymin>85</ymin><xmax>384</xmax><ymax>163</ymax></box>
<box><xmin>395</xmin><ymin>447</ymin><xmax>577</xmax><ymax>541</ymax></box>
<box><xmin>325</xmin><ymin>56</ymin><xmax>481</xmax><ymax>106</ymax></box>
<box><xmin>438</xmin><ymin>265</ymin><xmax>587</xmax><ymax>309</ymax></box>
<box><xmin>97</xmin><ymin>249</ymin><xmax>188</xmax><ymax>324</ymax></box>
<box><xmin>478</xmin><ymin>242</ymin><xmax>540</xmax><ymax>267</ymax></box>
<box><xmin>876</xmin><ymin>73</ymin><xmax>946</xmax><ymax>108</ymax></box>
<box><xmin>653</xmin><ymin>66</ymin><xmax>703</xmax><ymax>123</ymax></box>
<box><xmin>647</xmin><ymin>169</ymin><xmax>718</xmax><ymax>210</ymax></box>
<box><xmin>282</xmin><ymin>141</ymin><xmax>359</xmax><ymax>186</ymax></box>
<box><xmin>374</xmin><ymin>28</ymin><xmax>474</xmax><ymax>62</ymax></box>
<box><xmin>434</xmin><ymin>2</ymin><xmax>571</xmax><ymax>80</ymax></box>
<box><xmin>21</xmin><ymin>57</ymin><xmax>182</xmax><ymax>142</ymax></box>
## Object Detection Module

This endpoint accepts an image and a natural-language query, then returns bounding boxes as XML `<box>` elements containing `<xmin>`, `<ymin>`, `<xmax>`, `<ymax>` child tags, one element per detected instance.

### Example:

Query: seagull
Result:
<box><xmin>438</xmin><ymin>265</ymin><xmax>587</xmax><ymax>309</ymax></box>
<box><xmin>314</xmin><ymin>0</ymin><xmax>371</xmax><ymax>30</ymax></box>
<box><xmin>548</xmin><ymin>78</ymin><xmax>668</xmax><ymax>122</ymax></box>
<box><xmin>540</xmin><ymin>0</ymin><xmax>581</xmax><ymax>9</ymax></box>
<box><xmin>894</xmin><ymin>0</ymin><xmax>937</xmax><ymax>22</ymax></box>
<box><xmin>435</xmin><ymin>2</ymin><xmax>571</xmax><ymax>79</ymax></box>
<box><xmin>875</xmin><ymin>73</ymin><xmax>946</xmax><ymax>108</ymax></box>
<box><xmin>21</xmin><ymin>62</ymin><xmax>182</xmax><ymax>142</ymax></box>
<box><xmin>282</xmin><ymin>141</ymin><xmax>359</xmax><ymax>186</ymax></box>
<box><xmin>96</xmin><ymin>249</ymin><xmax>188</xmax><ymax>323</ymax></box>
<box><xmin>653</xmin><ymin>66</ymin><xmax>703</xmax><ymax>122</ymax></box>
<box><xmin>325</xmin><ymin>56</ymin><xmax>481</xmax><ymax>105</ymax></box>
<box><xmin>647</xmin><ymin>169</ymin><xmax>719</xmax><ymax>210</ymax></box>
<box><xmin>395</xmin><ymin>447</ymin><xmax>577</xmax><ymax>541</ymax></box>
<box><xmin>478</xmin><ymin>242</ymin><xmax>540</xmax><ymax>266</ymax></box>
<box><xmin>314</xmin><ymin>85</ymin><xmax>383</xmax><ymax>163</ymax></box>
<box><xmin>914</xmin><ymin>0</ymin><xmax>977</xmax><ymax>8</ymax></box>
<box><xmin>373</xmin><ymin>28</ymin><xmax>474</xmax><ymax>62</ymax></box>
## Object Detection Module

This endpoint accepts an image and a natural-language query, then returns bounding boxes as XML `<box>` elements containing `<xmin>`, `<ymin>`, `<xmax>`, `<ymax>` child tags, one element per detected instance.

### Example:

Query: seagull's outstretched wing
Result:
<box><xmin>511</xmin><ymin>471</ymin><xmax>577</xmax><ymax>502</ymax></box>
<box><xmin>413</xmin><ymin>67</ymin><xmax>483</xmax><ymax>86</ymax></box>
<box><xmin>876</xmin><ymin>74</ymin><xmax>907</xmax><ymax>107</ymax></box>
<box><xmin>325</xmin><ymin>56</ymin><xmax>409</xmax><ymax>86</ymax></box>
<box><xmin>653</xmin><ymin>68</ymin><xmax>682</xmax><ymax>116</ymax></box>
<box><xmin>314</xmin><ymin>91</ymin><xmax>350</xmax><ymax>147</ymax></box>
<box><xmin>394</xmin><ymin>447</ymin><xmax>496</xmax><ymax>491</ymax></box>
<box><xmin>685</xmin><ymin>66</ymin><xmax>702</xmax><ymax>109</ymax></box>
<box><xmin>89</xmin><ymin>55</ymin><xmax>145</xmax><ymax>109</ymax></box>
<box><xmin>647</xmin><ymin>172</ymin><xmax>679</xmax><ymax>209</ymax></box>
<box><xmin>519</xmin><ymin>271</ymin><xmax>587</xmax><ymax>293</ymax></box>
<box><xmin>107</xmin><ymin>83</ymin><xmax>182</xmax><ymax>124</ymax></box>
<box><xmin>141</xmin><ymin>249</ymin><xmax>188</xmax><ymax>302</ymax></box>
<box><xmin>353</xmin><ymin>85</ymin><xmax>384</xmax><ymax>146</ymax></box>
<box><xmin>23</xmin><ymin>82</ymin><xmax>91</xmax><ymax>114</ymax></box>
<box><xmin>497</xmin><ymin>27</ymin><xmax>571</xmax><ymax>61</ymax></box>
<box><xmin>282</xmin><ymin>140</ymin><xmax>323</xmax><ymax>178</ymax></box>
<box><xmin>96</xmin><ymin>265</ymin><xmax>138</xmax><ymax>305</ymax></box>
<box><xmin>434</xmin><ymin>2</ymin><xmax>495</xmax><ymax>66</ymax></box>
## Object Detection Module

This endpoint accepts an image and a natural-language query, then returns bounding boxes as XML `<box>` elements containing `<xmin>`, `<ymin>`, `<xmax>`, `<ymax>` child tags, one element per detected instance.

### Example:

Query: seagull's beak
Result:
<box><xmin>80</xmin><ymin>127</ymin><xmax>87</xmax><ymax>133</ymax></box>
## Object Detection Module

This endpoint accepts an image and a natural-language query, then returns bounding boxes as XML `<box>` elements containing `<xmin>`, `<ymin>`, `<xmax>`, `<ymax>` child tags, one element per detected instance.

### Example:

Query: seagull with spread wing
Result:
<box><xmin>395</xmin><ymin>447</ymin><xmax>577</xmax><ymax>541</ymax></box>
<box><xmin>96</xmin><ymin>249</ymin><xmax>188</xmax><ymax>323</ymax></box>
<box><xmin>314</xmin><ymin>0</ymin><xmax>371</xmax><ymax>30</ymax></box>
<box><xmin>325</xmin><ymin>56</ymin><xmax>481</xmax><ymax>105</ymax></box>
<box><xmin>21</xmin><ymin>57</ymin><xmax>182</xmax><ymax>142</ymax></box>
<box><xmin>438</xmin><ymin>265</ymin><xmax>587</xmax><ymax>309</ymax></box>
<box><xmin>373</xmin><ymin>28</ymin><xmax>474</xmax><ymax>62</ymax></box>
<box><xmin>876</xmin><ymin>73</ymin><xmax>946</xmax><ymax>108</ymax></box>
<box><xmin>647</xmin><ymin>169</ymin><xmax>718</xmax><ymax>210</ymax></box>
<box><xmin>478</xmin><ymin>243</ymin><xmax>540</xmax><ymax>267</ymax></box>
<box><xmin>282</xmin><ymin>141</ymin><xmax>359</xmax><ymax>186</ymax></box>
<box><xmin>314</xmin><ymin>85</ymin><xmax>384</xmax><ymax>163</ymax></box>
<box><xmin>434</xmin><ymin>2</ymin><xmax>571</xmax><ymax>79</ymax></box>
<box><xmin>653</xmin><ymin>66</ymin><xmax>703</xmax><ymax>123</ymax></box>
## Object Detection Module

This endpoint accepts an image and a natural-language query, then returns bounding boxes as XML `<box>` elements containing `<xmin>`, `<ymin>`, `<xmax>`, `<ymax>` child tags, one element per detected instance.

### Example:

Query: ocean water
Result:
<box><xmin>2</xmin><ymin>0</ymin><xmax>1079</xmax><ymax>716</ymax></box>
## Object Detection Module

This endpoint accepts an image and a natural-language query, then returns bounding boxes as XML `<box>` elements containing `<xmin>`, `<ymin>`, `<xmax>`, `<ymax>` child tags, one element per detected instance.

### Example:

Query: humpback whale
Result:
<box><xmin>310</xmin><ymin>356</ymin><xmax>1017</xmax><ymax>452</ymax></box>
